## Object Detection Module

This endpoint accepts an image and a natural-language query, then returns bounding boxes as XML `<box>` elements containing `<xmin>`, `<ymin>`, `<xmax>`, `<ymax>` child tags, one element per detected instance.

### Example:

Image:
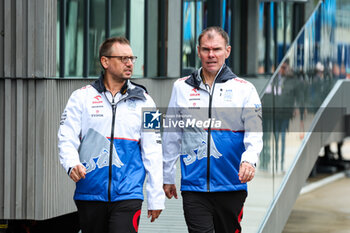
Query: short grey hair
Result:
<box><xmin>198</xmin><ymin>26</ymin><xmax>229</xmax><ymax>47</ymax></box>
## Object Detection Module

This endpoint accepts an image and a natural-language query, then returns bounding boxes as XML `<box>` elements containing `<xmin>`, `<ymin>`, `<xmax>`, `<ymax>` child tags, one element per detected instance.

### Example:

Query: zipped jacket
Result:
<box><xmin>58</xmin><ymin>74</ymin><xmax>165</xmax><ymax>210</ymax></box>
<box><xmin>162</xmin><ymin>65</ymin><xmax>263</xmax><ymax>192</ymax></box>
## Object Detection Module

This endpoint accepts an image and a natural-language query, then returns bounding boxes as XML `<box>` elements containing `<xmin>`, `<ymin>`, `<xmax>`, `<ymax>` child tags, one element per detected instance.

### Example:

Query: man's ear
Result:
<box><xmin>100</xmin><ymin>56</ymin><xmax>108</xmax><ymax>69</ymax></box>
<box><xmin>225</xmin><ymin>45</ymin><xmax>231</xmax><ymax>59</ymax></box>
<box><xmin>197</xmin><ymin>45</ymin><xmax>201</xmax><ymax>59</ymax></box>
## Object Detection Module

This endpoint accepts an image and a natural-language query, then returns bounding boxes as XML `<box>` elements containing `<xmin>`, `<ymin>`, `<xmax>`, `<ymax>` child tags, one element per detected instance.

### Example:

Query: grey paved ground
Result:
<box><xmin>284</xmin><ymin>139</ymin><xmax>350</xmax><ymax>233</ymax></box>
<box><xmin>283</xmin><ymin>176</ymin><xmax>350</xmax><ymax>233</ymax></box>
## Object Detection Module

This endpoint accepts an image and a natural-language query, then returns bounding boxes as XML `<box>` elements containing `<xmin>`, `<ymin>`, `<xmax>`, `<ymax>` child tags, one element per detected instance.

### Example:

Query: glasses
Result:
<box><xmin>104</xmin><ymin>56</ymin><xmax>137</xmax><ymax>64</ymax></box>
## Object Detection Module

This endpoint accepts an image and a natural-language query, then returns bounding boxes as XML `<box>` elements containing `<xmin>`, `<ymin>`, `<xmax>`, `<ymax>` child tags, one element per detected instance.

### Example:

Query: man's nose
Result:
<box><xmin>208</xmin><ymin>49</ymin><xmax>215</xmax><ymax>57</ymax></box>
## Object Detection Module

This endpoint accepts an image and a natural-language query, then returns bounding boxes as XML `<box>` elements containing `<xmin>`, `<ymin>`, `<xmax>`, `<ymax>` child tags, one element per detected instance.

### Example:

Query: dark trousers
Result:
<box><xmin>182</xmin><ymin>191</ymin><xmax>247</xmax><ymax>233</ymax></box>
<box><xmin>75</xmin><ymin>199</ymin><xmax>142</xmax><ymax>233</ymax></box>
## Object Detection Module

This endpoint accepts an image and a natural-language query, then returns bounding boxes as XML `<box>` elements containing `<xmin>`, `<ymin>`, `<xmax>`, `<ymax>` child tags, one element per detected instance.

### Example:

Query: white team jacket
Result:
<box><xmin>162</xmin><ymin>65</ymin><xmax>263</xmax><ymax>192</ymax></box>
<box><xmin>58</xmin><ymin>75</ymin><xmax>165</xmax><ymax>210</ymax></box>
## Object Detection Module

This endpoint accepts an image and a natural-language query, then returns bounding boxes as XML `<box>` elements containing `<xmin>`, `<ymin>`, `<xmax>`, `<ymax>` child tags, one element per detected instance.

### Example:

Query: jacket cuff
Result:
<box><xmin>147</xmin><ymin>197</ymin><xmax>165</xmax><ymax>210</ymax></box>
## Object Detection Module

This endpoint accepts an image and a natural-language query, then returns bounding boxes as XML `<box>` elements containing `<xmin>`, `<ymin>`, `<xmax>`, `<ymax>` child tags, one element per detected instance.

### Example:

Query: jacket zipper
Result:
<box><xmin>106</xmin><ymin>93</ymin><xmax>141</xmax><ymax>201</ymax></box>
<box><xmin>206</xmin><ymin>83</ymin><xmax>216</xmax><ymax>192</ymax></box>
<box><xmin>108</xmin><ymin>98</ymin><xmax>117</xmax><ymax>202</ymax></box>
<box><xmin>192</xmin><ymin>67</ymin><xmax>224</xmax><ymax>192</ymax></box>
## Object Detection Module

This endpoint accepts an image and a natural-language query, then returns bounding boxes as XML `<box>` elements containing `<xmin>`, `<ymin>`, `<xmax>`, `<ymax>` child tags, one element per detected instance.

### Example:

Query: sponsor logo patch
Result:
<box><xmin>92</xmin><ymin>95</ymin><xmax>103</xmax><ymax>104</ymax></box>
<box><xmin>190</xmin><ymin>88</ymin><xmax>200</xmax><ymax>97</ymax></box>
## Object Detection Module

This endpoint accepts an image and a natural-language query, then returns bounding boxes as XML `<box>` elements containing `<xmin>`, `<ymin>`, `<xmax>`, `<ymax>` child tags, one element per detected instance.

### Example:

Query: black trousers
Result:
<box><xmin>182</xmin><ymin>191</ymin><xmax>247</xmax><ymax>233</ymax></box>
<box><xmin>75</xmin><ymin>199</ymin><xmax>142</xmax><ymax>233</ymax></box>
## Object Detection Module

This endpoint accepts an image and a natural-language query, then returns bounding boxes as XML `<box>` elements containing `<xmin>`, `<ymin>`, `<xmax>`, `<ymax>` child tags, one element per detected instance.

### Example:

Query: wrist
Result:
<box><xmin>241</xmin><ymin>160</ymin><xmax>256</xmax><ymax>168</ymax></box>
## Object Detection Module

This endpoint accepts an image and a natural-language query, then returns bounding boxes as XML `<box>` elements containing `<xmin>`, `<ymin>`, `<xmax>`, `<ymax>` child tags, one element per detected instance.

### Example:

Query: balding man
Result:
<box><xmin>162</xmin><ymin>27</ymin><xmax>262</xmax><ymax>233</ymax></box>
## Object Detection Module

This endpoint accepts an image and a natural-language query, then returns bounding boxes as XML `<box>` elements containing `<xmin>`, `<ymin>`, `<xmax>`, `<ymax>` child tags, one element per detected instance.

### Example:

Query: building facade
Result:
<box><xmin>1</xmin><ymin>1</ymin><xmax>350</xmax><ymax>232</ymax></box>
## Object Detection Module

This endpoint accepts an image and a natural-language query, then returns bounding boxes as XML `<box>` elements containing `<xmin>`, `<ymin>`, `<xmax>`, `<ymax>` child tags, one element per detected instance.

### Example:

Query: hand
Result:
<box><xmin>163</xmin><ymin>184</ymin><xmax>178</xmax><ymax>199</ymax></box>
<box><xmin>147</xmin><ymin>210</ymin><xmax>162</xmax><ymax>222</ymax></box>
<box><xmin>238</xmin><ymin>162</ymin><xmax>255</xmax><ymax>183</ymax></box>
<box><xmin>69</xmin><ymin>164</ymin><xmax>86</xmax><ymax>182</ymax></box>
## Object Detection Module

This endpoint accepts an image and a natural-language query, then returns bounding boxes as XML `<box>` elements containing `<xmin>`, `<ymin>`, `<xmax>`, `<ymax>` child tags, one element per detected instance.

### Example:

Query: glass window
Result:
<box><xmin>258</xmin><ymin>2</ymin><xmax>266</xmax><ymax>74</ymax></box>
<box><xmin>111</xmin><ymin>0</ymin><xmax>127</xmax><ymax>37</ymax></box>
<box><xmin>183</xmin><ymin>1</ymin><xmax>196</xmax><ymax>75</ymax></box>
<box><xmin>182</xmin><ymin>0</ymin><xmax>206</xmax><ymax>76</ymax></box>
<box><xmin>196</xmin><ymin>1</ymin><xmax>205</xmax><ymax>69</ymax></box>
<box><xmin>335</xmin><ymin>0</ymin><xmax>350</xmax><ymax>78</ymax></box>
<box><xmin>276</xmin><ymin>2</ymin><xmax>293</xmax><ymax>64</ymax></box>
<box><xmin>57</xmin><ymin>0</ymin><xmax>144</xmax><ymax>78</ymax></box>
<box><xmin>257</xmin><ymin>2</ymin><xmax>276</xmax><ymax>74</ymax></box>
<box><xmin>61</xmin><ymin>0</ymin><xmax>84</xmax><ymax>77</ymax></box>
<box><xmin>89</xmin><ymin>0</ymin><xmax>105</xmax><ymax>76</ymax></box>
<box><xmin>269</xmin><ymin>2</ymin><xmax>275</xmax><ymax>73</ymax></box>
<box><xmin>130</xmin><ymin>0</ymin><xmax>145</xmax><ymax>77</ymax></box>
<box><xmin>258</xmin><ymin>2</ymin><xmax>275</xmax><ymax>74</ymax></box>
<box><xmin>258</xmin><ymin>2</ymin><xmax>294</xmax><ymax>74</ymax></box>
<box><xmin>222</xmin><ymin>0</ymin><xmax>231</xmax><ymax>39</ymax></box>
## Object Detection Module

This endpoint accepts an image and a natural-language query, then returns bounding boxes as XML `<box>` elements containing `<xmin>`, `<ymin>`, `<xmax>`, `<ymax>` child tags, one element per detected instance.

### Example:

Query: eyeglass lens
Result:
<box><xmin>122</xmin><ymin>56</ymin><xmax>137</xmax><ymax>63</ymax></box>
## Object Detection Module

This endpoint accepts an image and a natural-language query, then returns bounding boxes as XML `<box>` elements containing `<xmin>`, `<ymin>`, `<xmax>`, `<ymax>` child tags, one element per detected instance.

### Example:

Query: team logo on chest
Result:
<box><xmin>223</xmin><ymin>89</ymin><xmax>233</xmax><ymax>102</ymax></box>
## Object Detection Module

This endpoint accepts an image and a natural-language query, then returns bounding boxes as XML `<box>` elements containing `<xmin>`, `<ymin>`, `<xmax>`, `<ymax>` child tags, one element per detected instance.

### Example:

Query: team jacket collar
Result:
<box><xmin>91</xmin><ymin>73</ymin><xmax>147</xmax><ymax>101</ymax></box>
<box><xmin>185</xmin><ymin>64</ymin><xmax>237</xmax><ymax>89</ymax></box>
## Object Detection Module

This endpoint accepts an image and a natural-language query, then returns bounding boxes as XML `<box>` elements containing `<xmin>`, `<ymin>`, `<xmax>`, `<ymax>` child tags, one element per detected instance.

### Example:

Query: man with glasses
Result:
<box><xmin>163</xmin><ymin>27</ymin><xmax>262</xmax><ymax>233</ymax></box>
<box><xmin>58</xmin><ymin>37</ymin><xmax>164</xmax><ymax>233</ymax></box>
